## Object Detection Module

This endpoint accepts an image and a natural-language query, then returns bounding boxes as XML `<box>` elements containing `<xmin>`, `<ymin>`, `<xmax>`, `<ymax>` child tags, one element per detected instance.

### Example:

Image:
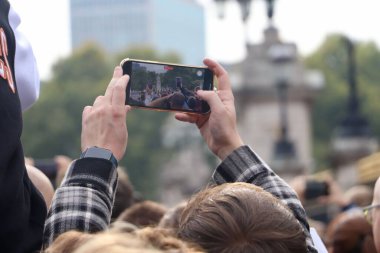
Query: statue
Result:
<box><xmin>266</xmin><ymin>0</ymin><xmax>276</xmax><ymax>23</ymax></box>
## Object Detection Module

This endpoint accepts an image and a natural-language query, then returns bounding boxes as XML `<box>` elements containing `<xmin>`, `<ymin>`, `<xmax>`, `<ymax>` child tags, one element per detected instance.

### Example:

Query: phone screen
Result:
<box><xmin>121</xmin><ymin>59</ymin><xmax>213</xmax><ymax>114</ymax></box>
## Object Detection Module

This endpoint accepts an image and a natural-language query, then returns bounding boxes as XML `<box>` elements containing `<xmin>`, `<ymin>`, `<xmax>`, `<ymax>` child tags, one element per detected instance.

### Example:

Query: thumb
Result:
<box><xmin>197</xmin><ymin>90</ymin><xmax>223</xmax><ymax>112</ymax></box>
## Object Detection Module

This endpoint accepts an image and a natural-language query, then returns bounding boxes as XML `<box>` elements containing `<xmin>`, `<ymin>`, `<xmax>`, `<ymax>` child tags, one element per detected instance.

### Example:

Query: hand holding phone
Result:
<box><xmin>120</xmin><ymin>59</ymin><xmax>214</xmax><ymax>114</ymax></box>
<box><xmin>174</xmin><ymin>58</ymin><xmax>244</xmax><ymax>160</ymax></box>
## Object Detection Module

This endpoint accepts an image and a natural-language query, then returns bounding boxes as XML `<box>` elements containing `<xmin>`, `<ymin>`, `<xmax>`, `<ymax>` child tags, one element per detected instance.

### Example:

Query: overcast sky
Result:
<box><xmin>9</xmin><ymin>0</ymin><xmax>380</xmax><ymax>79</ymax></box>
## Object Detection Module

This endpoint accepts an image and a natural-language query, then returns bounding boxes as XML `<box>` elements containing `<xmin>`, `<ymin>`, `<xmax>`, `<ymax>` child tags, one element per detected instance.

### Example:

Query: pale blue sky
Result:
<box><xmin>9</xmin><ymin>0</ymin><xmax>380</xmax><ymax>80</ymax></box>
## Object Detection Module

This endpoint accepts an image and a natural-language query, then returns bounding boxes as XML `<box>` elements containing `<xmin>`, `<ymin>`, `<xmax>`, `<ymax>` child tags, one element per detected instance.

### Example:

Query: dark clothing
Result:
<box><xmin>0</xmin><ymin>1</ymin><xmax>47</xmax><ymax>252</ymax></box>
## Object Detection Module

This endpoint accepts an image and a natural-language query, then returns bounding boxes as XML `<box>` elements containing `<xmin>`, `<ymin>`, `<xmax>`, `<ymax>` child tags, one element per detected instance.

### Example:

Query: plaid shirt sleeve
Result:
<box><xmin>212</xmin><ymin>145</ymin><xmax>318</xmax><ymax>253</ymax></box>
<box><xmin>42</xmin><ymin>157</ymin><xmax>118</xmax><ymax>248</ymax></box>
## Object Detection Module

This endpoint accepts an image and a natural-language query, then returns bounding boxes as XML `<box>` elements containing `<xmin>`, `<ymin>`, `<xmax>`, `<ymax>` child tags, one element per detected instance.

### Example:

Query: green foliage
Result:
<box><xmin>305</xmin><ymin>34</ymin><xmax>380</xmax><ymax>169</ymax></box>
<box><xmin>22</xmin><ymin>44</ymin><xmax>111</xmax><ymax>158</ymax></box>
<box><xmin>22</xmin><ymin>44</ymin><xmax>181</xmax><ymax>199</ymax></box>
<box><xmin>114</xmin><ymin>46</ymin><xmax>181</xmax><ymax>66</ymax></box>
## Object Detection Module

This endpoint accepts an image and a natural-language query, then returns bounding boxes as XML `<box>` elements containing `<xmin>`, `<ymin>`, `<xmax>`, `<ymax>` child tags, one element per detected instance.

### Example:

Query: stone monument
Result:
<box><xmin>330</xmin><ymin>37</ymin><xmax>378</xmax><ymax>189</ymax></box>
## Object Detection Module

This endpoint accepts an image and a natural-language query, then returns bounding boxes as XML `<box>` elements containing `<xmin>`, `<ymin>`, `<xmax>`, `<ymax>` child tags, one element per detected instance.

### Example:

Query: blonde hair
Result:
<box><xmin>44</xmin><ymin>231</ymin><xmax>93</xmax><ymax>253</ymax></box>
<box><xmin>46</xmin><ymin>227</ymin><xmax>204</xmax><ymax>253</ymax></box>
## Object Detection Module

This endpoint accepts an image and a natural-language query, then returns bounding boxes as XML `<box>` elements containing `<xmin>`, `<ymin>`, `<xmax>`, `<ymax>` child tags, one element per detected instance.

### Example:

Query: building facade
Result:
<box><xmin>70</xmin><ymin>0</ymin><xmax>205</xmax><ymax>64</ymax></box>
<box><xmin>225</xmin><ymin>27</ymin><xmax>324</xmax><ymax>180</ymax></box>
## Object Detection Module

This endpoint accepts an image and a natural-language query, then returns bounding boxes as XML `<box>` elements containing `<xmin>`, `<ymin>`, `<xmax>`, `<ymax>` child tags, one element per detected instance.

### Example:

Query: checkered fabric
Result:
<box><xmin>42</xmin><ymin>157</ymin><xmax>118</xmax><ymax>248</ymax></box>
<box><xmin>213</xmin><ymin>145</ymin><xmax>318</xmax><ymax>253</ymax></box>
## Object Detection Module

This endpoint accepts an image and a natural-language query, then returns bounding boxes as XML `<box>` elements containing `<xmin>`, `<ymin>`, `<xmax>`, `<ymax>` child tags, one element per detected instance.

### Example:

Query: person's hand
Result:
<box><xmin>175</xmin><ymin>58</ymin><xmax>243</xmax><ymax>160</ymax></box>
<box><xmin>81</xmin><ymin>66</ymin><xmax>131</xmax><ymax>161</ymax></box>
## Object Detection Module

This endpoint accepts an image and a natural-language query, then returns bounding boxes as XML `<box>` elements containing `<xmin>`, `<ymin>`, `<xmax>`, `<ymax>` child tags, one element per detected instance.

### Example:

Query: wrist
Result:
<box><xmin>216</xmin><ymin>139</ymin><xmax>244</xmax><ymax>160</ymax></box>
<box><xmin>80</xmin><ymin>146</ymin><xmax>118</xmax><ymax>168</ymax></box>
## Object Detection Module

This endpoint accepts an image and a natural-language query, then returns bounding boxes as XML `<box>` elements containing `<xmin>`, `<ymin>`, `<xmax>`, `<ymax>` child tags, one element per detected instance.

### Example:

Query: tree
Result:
<box><xmin>305</xmin><ymin>34</ymin><xmax>380</xmax><ymax>168</ymax></box>
<box><xmin>22</xmin><ymin>43</ymin><xmax>111</xmax><ymax>158</ymax></box>
<box><xmin>22</xmin><ymin>45</ymin><xmax>182</xmax><ymax>199</ymax></box>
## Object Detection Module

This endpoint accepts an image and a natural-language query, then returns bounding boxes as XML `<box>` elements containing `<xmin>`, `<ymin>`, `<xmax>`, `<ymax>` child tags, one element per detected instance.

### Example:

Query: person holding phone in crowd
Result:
<box><xmin>43</xmin><ymin>58</ymin><xmax>318</xmax><ymax>252</ymax></box>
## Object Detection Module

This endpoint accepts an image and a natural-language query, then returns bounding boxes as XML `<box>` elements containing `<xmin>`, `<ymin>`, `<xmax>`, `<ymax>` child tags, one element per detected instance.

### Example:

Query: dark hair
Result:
<box><xmin>117</xmin><ymin>200</ymin><xmax>167</xmax><ymax>228</ymax></box>
<box><xmin>169</xmin><ymin>93</ymin><xmax>185</xmax><ymax>109</ymax></box>
<box><xmin>159</xmin><ymin>201</ymin><xmax>188</xmax><ymax>232</ymax></box>
<box><xmin>178</xmin><ymin>182</ymin><xmax>307</xmax><ymax>253</ymax></box>
<box><xmin>111</xmin><ymin>168</ymin><xmax>135</xmax><ymax>220</ymax></box>
<box><xmin>325</xmin><ymin>210</ymin><xmax>376</xmax><ymax>253</ymax></box>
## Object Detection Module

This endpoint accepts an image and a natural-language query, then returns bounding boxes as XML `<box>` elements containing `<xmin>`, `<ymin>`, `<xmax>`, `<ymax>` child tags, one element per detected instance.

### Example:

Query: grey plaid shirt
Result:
<box><xmin>42</xmin><ymin>157</ymin><xmax>118</xmax><ymax>248</ymax></box>
<box><xmin>43</xmin><ymin>146</ymin><xmax>317</xmax><ymax>252</ymax></box>
<box><xmin>213</xmin><ymin>145</ymin><xmax>318</xmax><ymax>253</ymax></box>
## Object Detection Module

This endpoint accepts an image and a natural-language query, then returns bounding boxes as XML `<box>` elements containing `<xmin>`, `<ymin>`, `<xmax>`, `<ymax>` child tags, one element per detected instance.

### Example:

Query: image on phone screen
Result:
<box><xmin>123</xmin><ymin>60</ymin><xmax>213</xmax><ymax>114</ymax></box>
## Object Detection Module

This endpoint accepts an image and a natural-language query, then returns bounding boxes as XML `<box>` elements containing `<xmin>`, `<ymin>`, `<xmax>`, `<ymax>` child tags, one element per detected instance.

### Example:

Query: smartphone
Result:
<box><xmin>305</xmin><ymin>180</ymin><xmax>329</xmax><ymax>200</ymax></box>
<box><xmin>120</xmin><ymin>58</ymin><xmax>214</xmax><ymax>114</ymax></box>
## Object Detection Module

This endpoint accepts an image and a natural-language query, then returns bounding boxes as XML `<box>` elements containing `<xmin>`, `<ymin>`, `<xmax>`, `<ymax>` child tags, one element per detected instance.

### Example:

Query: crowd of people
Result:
<box><xmin>1</xmin><ymin>0</ymin><xmax>380</xmax><ymax>252</ymax></box>
<box><xmin>129</xmin><ymin>78</ymin><xmax>203</xmax><ymax>112</ymax></box>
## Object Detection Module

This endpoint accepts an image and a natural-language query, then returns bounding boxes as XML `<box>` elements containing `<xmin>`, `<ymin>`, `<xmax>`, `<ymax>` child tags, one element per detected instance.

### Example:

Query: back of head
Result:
<box><xmin>44</xmin><ymin>231</ymin><xmax>93</xmax><ymax>253</ymax></box>
<box><xmin>159</xmin><ymin>201</ymin><xmax>188</xmax><ymax>232</ymax></box>
<box><xmin>325</xmin><ymin>210</ymin><xmax>376</xmax><ymax>253</ymax></box>
<box><xmin>112</xmin><ymin>167</ymin><xmax>135</xmax><ymax>220</ymax></box>
<box><xmin>117</xmin><ymin>200</ymin><xmax>167</xmax><ymax>227</ymax></box>
<box><xmin>170</xmin><ymin>93</ymin><xmax>185</xmax><ymax>109</ymax></box>
<box><xmin>344</xmin><ymin>185</ymin><xmax>373</xmax><ymax>207</ymax></box>
<box><xmin>178</xmin><ymin>182</ymin><xmax>307</xmax><ymax>253</ymax></box>
<box><xmin>71</xmin><ymin>228</ymin><xmax>204</xmax><ymax>253</ymax></box>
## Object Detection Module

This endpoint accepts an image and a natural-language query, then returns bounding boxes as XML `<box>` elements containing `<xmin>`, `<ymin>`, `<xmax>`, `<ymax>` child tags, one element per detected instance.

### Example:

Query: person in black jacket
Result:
<box><xmin>0</xmin><ymin>1</ymin><xmax>46</xmax><ymax>252</ymax></box>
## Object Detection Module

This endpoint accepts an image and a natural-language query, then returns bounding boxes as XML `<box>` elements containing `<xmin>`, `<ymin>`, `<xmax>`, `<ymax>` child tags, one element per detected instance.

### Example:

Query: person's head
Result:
<box><xmin>178</xmin><ymin>182</ymin><xmax>307</xmax><ymax>253</ymax></box>
<box><xmin>344</xmin><ymin>185</ymin><xmax>373</xmax><ymax>207</ymax></box>
<box><xmin>117</xmin><ymin>200</ymin><xmax>167</xmax><ymax>228</ymax></box>
<box><xmin>56</xmin><ymin>227</ymin><xmax>204</xmax><ymax>253</ymax></box>
<box><xmin>325</xmin><ymin>210</ymin><xmax>376</xmax><ymax>253</ymax></box>
<box><xmin>112</xmin><ymin>167</ymin><xmax>135</xmax><ymax>220</ymax></box>
<box><xmin>372</xmin><ymin>177</ymin><xmax>380</xmax><ymax>252</ymax></box>
<box><xmin>54</xmin><ymin>155</ymin><xmax>73</xmax><ymax>188</ymax></box>
<box><xmin>159</xmin><ymin>201</ymin><xmax>188</xmax><ymax>232</ymax></box>
<box><xmin>44</xmin><ymin>231</ymin><xmax>93</xmax><ymax>253</ymax></box>
<box><xmin>26</xmin><ymin>164</ymin><xmax>55</xmax><ymax>208</ymax></box>
<box><xmin>169</xmin><ymin>93</ymin><xmax>185</xmax><ymax>109</ymax></box>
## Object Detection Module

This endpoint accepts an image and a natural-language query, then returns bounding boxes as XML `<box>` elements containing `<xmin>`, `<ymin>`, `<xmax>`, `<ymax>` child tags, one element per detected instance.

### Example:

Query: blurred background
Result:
<box><xmin>9</xmin><ymin>0</ymin><xmax>380</xmax><ymax>212</ymax></box>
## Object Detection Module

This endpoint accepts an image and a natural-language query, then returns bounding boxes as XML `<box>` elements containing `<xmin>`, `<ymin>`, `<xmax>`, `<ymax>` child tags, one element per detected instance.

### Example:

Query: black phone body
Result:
<box><xmin>121</xmin><ymin>58</ymin><xmax>214</xmax><ymax>114</ymax></box>
<box><xmin>305</xmin><ymin>180</ymin><xmax>329</xmax><ymax>200</ymax></box>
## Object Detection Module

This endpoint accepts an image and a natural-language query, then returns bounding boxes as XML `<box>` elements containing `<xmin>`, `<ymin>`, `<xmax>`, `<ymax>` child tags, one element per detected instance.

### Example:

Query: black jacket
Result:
<box><xmin>0</xmin><ymin>1</ymin><xmax>46</xmax><ymax>252</ymax></box>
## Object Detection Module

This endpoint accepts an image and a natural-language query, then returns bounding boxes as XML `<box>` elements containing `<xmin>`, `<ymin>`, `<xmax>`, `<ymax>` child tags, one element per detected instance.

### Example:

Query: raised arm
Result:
<box><xmin>176</xmin><ymin>58</ymin><xmax>317</xmax><ymax>253</ymax></box>
<box><xmin>43</xmin><ymin>66</ymin><xmax>131</xmax><ymax>247</ymax></box>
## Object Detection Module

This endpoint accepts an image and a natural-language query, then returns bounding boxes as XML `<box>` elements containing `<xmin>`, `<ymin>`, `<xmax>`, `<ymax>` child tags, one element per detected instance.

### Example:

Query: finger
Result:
<box><xmin>104</xmin><ymin>66</ymin><xmax>124</xmax><ymax>102</ymax></box>
<box><xmin>203</xmin><ymin>58</ymin><xmax>231</xmax><ymax>92</ymax></box>
<box><xmin>125</xmin><ymin>105</ymin><xmax>132</xmax><ymax>113</ymax></box>
<box><xmin>93</xmin><ymin>96</ymin><xmax>105</xmax><ymax>107</ymax></box>
<box><xmin>196</xmin><ymin>90</ymin><xmax>224</xmax><ymax>112</ymax></box>
<box><xmin>111</xmin><ymin>75</ymin><xmax>129</xmax><ymax>106</ymax></box>
<box><xmin>175</xmin><ymin>113</ymin><xmax>199</xmax><ymax>124</ymax></box>
<box><xmin>82</xmin><ymin>106</ymin><xmax>92</xmax><ymax>120</ymax></box>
